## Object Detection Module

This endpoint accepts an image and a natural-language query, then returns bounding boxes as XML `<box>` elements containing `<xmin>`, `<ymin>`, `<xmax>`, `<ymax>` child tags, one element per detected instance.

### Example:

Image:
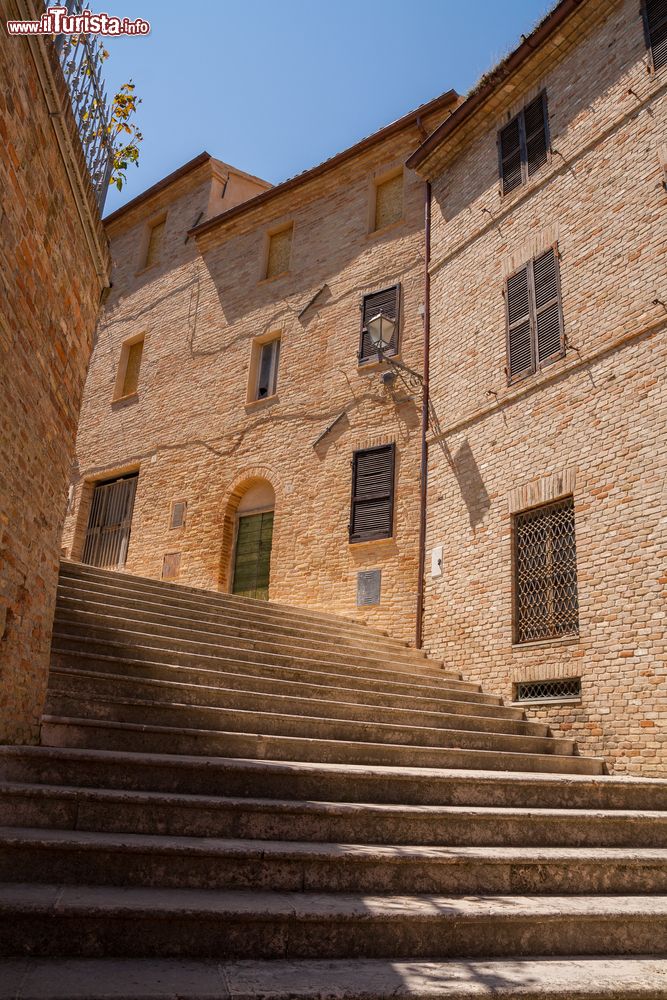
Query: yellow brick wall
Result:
<box><xmin>422</xmin><ymin>0</ymin><xmax>667</xmax><ymax>774</ymax></box>
<box><xmin>62</xmin><ymin>107</ymin><xmax>453</xmax><ymax>641</ymax></box>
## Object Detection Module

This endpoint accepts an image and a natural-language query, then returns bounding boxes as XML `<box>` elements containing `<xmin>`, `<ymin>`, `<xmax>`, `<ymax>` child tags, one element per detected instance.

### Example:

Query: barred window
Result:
<box><xmin>513</xmin><ymin>496</ymin><xmax>579</xmax><ymax>644</ymax></box>
<box><xmin>514</xmin><ymin>678</ymin><xmax>581</xmax><ymax>703</ymax></box>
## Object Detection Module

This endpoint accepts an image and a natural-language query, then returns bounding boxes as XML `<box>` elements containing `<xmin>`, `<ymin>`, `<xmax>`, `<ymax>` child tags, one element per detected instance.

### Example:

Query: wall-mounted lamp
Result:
<box><xmin>366</xmin><ymin>310</ymin><xmax>424</xmax><ymax>393</ymax></box>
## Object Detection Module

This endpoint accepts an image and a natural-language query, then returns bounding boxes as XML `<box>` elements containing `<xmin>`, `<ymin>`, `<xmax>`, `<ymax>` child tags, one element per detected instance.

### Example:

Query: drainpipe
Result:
<box><xmin>415</xmin><ymin>180</ymin><xmax>431</xmax><ymax>649</ymax></box>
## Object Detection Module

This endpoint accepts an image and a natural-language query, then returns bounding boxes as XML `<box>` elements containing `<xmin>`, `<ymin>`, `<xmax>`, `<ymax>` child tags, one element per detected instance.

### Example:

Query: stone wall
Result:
<box><xmin>422</xmin><ymin>0</ymin><xmax>666</xmax><ymax>773</ymax></box>
<box><xmin>0</xmin><ymin>7</ymin><xmax>109</xmax><ymax>743</ymax></box>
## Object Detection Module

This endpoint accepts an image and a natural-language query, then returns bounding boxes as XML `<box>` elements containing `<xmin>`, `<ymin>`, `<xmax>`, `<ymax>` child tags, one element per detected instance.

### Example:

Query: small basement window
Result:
<box><xmin>514</xmin><ymin>677</ymin><xmax>581</xmax><ymax>704</ymax></box>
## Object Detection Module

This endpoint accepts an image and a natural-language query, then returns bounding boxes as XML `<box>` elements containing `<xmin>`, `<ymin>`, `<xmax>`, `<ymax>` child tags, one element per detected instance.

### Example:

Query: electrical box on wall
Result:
<box><xmin>431</xmin><ymin>545</ymin><xmax>443</xmax><ymax>578</ymax></box>
<box><xmin>357</xmin><ymin>569</ymin><xmax>381</xmax><ymax>606</ymax></box>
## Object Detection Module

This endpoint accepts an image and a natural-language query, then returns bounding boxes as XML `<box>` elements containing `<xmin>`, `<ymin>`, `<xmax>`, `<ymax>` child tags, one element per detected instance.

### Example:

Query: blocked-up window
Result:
<box><xmin>506</xmin><ymin>246</ymin><xmax>564</xmax><ymax>383</ymax></box>
<box><xmin>144</xmin><ymin>218</ymin><xmax>165</xmax><ymax>268</ymax></box>
<box><xmin>349</xmin><ymin>444</ymin><xmax>395</xmax><ymax>543</ymax></box>
<box><xmin>359</xmin><ymin>284</ymin><xmax>400</xmax><ymax>363</ymax></box>
<box><xmin>645</xmin><ymin>0</ymin><xmax>667</xmax><ymax>70</ymax></box>
<box><xmin>266</xmin><ymin>226</ymin><xmax>292</xmax><ymax>279</ymax></box>
<box><xmin>499</xmin><ymin>92</ymin><xmax>549</xmax><ymax>194</ymax></box>
<box><xmin>373</xmin><ymin>172</ymin><xmax>403</xmax><ymax>231</ymax></box>
<box><xmin>117</xmin><ymin>337</ymin><xmax>144</xmax><ymax>398</ymax></box>
<box><xmin>513</xmin><ymin>496</ymin><xmax>579</xmax><ymax>644</ymax></box>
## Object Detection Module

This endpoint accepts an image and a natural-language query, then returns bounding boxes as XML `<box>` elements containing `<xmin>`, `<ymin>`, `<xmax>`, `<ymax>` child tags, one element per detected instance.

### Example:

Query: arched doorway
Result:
<box><xmin>229</xmin><ymin>480</ymin><xmax>275</xmax><ymax>600</ymax></box>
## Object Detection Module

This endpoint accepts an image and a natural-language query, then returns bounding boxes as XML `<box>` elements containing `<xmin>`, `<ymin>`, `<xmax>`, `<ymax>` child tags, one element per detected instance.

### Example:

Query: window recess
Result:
<box><xmin>505</xmin><ymin>245</ymin><xmax>564</xmax><ymax>383</ymax></box>
<box><xmin>349</xmin><ymin>444</ymin><xmax>395</xmax><ymax>543</ymax></box>
<box><xmin>498</xmin><ymin>92</ymin><xmax>549</xmax><ymax>194</ymax></box>
<box><xmin>513</xmin><ymin>496</ymin><xmax>579</xmax><ymax>645</ymax></box>
<box><xmin>256</xmin><ymin>338</ymin><xmax>280</xmax><ymax>400</ymax></box>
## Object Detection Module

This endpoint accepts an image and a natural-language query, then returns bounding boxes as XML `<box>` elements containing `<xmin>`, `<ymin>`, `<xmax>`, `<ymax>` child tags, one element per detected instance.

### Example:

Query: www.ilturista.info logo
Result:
<box><xmin>5</xmin><ymin>5</ymin><xmax>150</xmax><ymax>36</ymax></box>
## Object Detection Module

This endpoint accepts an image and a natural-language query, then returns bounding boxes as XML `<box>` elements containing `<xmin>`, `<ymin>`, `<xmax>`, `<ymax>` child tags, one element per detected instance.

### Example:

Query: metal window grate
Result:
<box><xmin>515</xmin><ymin>677</ymin><xmax>581</xmax><ymax>703</ymax></box>
<box><xmin>513</xmin><ymin>496</ymin><xmax>579</xmax><ymax>643</ymax></box>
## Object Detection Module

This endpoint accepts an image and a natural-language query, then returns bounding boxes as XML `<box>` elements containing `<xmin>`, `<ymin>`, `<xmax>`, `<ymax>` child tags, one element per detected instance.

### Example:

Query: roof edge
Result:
<box><xmin>190</xmin><ymin>88</ymin><xmax>459</xmax><ymax>241</ymax></box>
<box><xmin>406</xmin><ymin>0</ymin><xmax>586</xmax><ymax>172</ymax></box>
<box><xmin>103</xmin><ymin>152</ymin><xmax>213</xmax><ymax>226</ymax></box>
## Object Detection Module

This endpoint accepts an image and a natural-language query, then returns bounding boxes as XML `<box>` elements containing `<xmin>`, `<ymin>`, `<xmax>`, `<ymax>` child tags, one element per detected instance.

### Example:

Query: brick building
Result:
<box><xmin>0</xmin><ymin>0</ymin><xmax>111</xmax><ymax>743</ymax></box>
<box><xmin>62</xmin><ymin>0</ymin><xmax>665</xmax><ymax>772</ymax></box>
<box><xmin>409</xmin><ymin>0</ymin><xmax>666</xmax><ymax>774</ymax></box>
<box><xmin>61</xmin><ymin>91</ymin><xmax>458</xmax><ymax>643</ymax></box>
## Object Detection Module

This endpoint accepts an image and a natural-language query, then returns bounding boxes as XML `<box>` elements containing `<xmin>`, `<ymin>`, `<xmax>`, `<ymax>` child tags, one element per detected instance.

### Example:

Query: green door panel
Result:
<box><xmin>232</xmin><ymin>510</ymin><xmax>274</xmax><ymax>600</ymax></box>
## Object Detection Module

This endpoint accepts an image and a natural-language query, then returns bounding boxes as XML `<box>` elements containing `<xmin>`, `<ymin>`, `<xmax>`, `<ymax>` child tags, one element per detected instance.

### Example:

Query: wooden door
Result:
<box><xmin>231</xmin><ymin>510</ymin><xmax>274</xmax><ymax>600</ymax></box>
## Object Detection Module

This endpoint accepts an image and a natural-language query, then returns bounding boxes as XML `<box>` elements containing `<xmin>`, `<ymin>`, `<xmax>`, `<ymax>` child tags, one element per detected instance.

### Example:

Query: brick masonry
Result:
<box><xmin>60</xmin><ymin>0</ymin><xmax>665</xmax><ymax>773</ymax></box>
<box><xmin>61</xmin><ymin>98</ymin><xmax>457</xmax><ymax>643</ymax></box>
<box><xmin>420</xmin><ymin>0</ymin><xmax>666</xmax><ymax>774</ymax></box>
<box><xmin>0</xmin><ymin>5</ymin><xmax>109</xmax><ymax>743</ymax></box>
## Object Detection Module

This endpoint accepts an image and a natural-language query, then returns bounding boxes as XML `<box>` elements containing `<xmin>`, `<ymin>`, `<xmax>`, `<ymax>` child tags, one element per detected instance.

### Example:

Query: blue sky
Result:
<box><xmin>100</xmin><ymin>0</ymin><xmax>555</xmax><ymax>216</ymax></box>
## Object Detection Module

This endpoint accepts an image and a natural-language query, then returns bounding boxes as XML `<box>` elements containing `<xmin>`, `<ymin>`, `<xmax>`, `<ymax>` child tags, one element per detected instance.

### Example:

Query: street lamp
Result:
<box><xmin>365</xmin><ymin>310</ymin><xmax>424</xmax><ymax>391</ymax></box>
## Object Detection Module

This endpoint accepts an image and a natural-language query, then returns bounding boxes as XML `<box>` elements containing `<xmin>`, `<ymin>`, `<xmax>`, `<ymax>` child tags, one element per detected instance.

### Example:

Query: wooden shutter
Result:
<box><xmin>533</xmin><ymin>247</ymin><xmax>564</xmax><ymax>364</ymax></box>
<box><xmin>646</xmin><ymin>0</ymin><xmax>667</xmax><ymax>69</ymax></box>
<box><xmin>499</xmin><ymin>116</ymin><xmax>523</xmax><ymax>194</ymax></box>
<box><xmin>506</xmin><ymin>247</ymin><xmax>563</xmax><ymax>383</ymax></box>
<box><xmin>170</xmin><ymin>501</ymin><xmax>186</xmax><ymax>529</ymax></box>
<box><xmin>524</xmin><ymin>92</ymin><xmax>549</xmax><ymax>178</ymax></box>
<box><xmin>506</xmin><ymin>265</ymin><xmax>534</xmax><ymax>381</ymax></box>
<box><xmin>359</xmin><ymin>284</ymin><xmax>400</xmax><ymax>363</ymax></box>
<box><xmin>349</xmin><ymin>444</ymin><xmax>395</xmax><ymax>543</ymax></box>
<box><xmin>499</xmin><ymin>92</ymin><xmax>549</xmax><ymax>194</ymax></box>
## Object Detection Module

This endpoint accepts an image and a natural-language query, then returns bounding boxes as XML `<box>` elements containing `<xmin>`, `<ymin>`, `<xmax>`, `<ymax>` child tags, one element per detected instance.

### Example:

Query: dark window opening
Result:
<box><xmin>256</xmin><ymin>338</ymin><xmax>280</xmax><ymax>399</ymax></box>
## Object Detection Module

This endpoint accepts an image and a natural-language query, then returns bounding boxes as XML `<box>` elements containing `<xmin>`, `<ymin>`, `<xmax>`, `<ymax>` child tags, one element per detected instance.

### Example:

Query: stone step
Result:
<box><xmin>44</xmin><ymin>690</ymin><xmax>576</xmax><ymax>757</ymax></box>
<box><xmin>5</xmin><ymin>781</ymin><xmax>658</xmax><ymax>846</ymax></box>
<box><xmin>49</xmin><ymin>650</ymin><xmax>522</xmax><ymax>719</ymax></box>
<box><xmin>54</xmin><ymin>605</ymin><xmax>440</xmax><ymax>673</ymax></box>
<box><xmin>1</xmin><ymin>827</ymin><xmax>665</xmax><ymax>894</ymax></box>
<box><xmin>1</xmin><ymin>883</ymin><xmax>665</xmax><ymax>959</ymax></box>
<box><xmin>55</xmin><ymin>585</ymin><xmax>421</xmax><ymax>658</ymax></box>
<box><xmin>59</xmin><ymin>563</ymin><xmax>393</xmax><ymax>639</ymax></box>
<box><xmin>49</xmin><ymin>646</ymin><xmax>499</xmax><ymax>706</ymax></box>
<box><xmin>40</xmin><ymin>715</ymin><xmax>603</xmax><ymax>774</ymax></box>
<box><xmin>48</xmin><ymin>668</ymin><xmax>550</xmax><ymax>739</ymax></box>
<box><xmin>2</xmin><ymin>956</ymin><xmax>667</xmax><ymax>1000</ymax></box>
<box><xmin>2</xmin><ymin>746</ymin><xmax>662</xmax><ymax>810</ymax></box>
<box><xmin>51</xmin><ymin>628</ymin><xmax>475</xmax><ymax>690</ymax></box>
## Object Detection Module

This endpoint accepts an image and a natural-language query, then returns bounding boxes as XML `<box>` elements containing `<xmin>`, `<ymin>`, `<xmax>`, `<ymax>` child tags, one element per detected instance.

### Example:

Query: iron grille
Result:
<box><xmin>55</xmin><ymin>2</ymin><xmax>114</xmax><ymax>211</ymax></box>
<box><xmin>515</xmin><ymin>677</ymin><xmax>581</xmax><ymax>703</ymax></box>
<box><xmin>513</xmin><ymin>496</ymin><xmax>579</xmax><ymax>643</ymax></box>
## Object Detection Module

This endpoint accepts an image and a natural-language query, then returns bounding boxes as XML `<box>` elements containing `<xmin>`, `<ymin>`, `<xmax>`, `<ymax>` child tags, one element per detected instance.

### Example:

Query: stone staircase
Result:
<box><xmin>0</xmin><ymin>560</ymin><xmax>665</xmax><ymax>998</ymax></box>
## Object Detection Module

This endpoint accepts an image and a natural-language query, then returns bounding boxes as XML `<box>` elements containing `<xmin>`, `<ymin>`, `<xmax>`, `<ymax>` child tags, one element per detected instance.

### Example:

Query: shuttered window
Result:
<box><xmin>645</xmin><ymin>0</ymin><xmax>667</xmax><ymax>69</ymax></box>
<box><xmin>349</xmin><ymin>444</ymin><xmax>395</xmax><ymax>543</ymax></box>
<box><xmin>506</xmin><ymin>246</ymin><xmax>564</xmax><ymax>383</ymax></box>
<box><xmin>359</xmin><ymin>284</ymin><xmax>400</xmax><ymax>363</ymax></box>
<box><xmin>498</xmin><ymin>92</ymin><xmax>549</xmax><ymax>194</ymax></box>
